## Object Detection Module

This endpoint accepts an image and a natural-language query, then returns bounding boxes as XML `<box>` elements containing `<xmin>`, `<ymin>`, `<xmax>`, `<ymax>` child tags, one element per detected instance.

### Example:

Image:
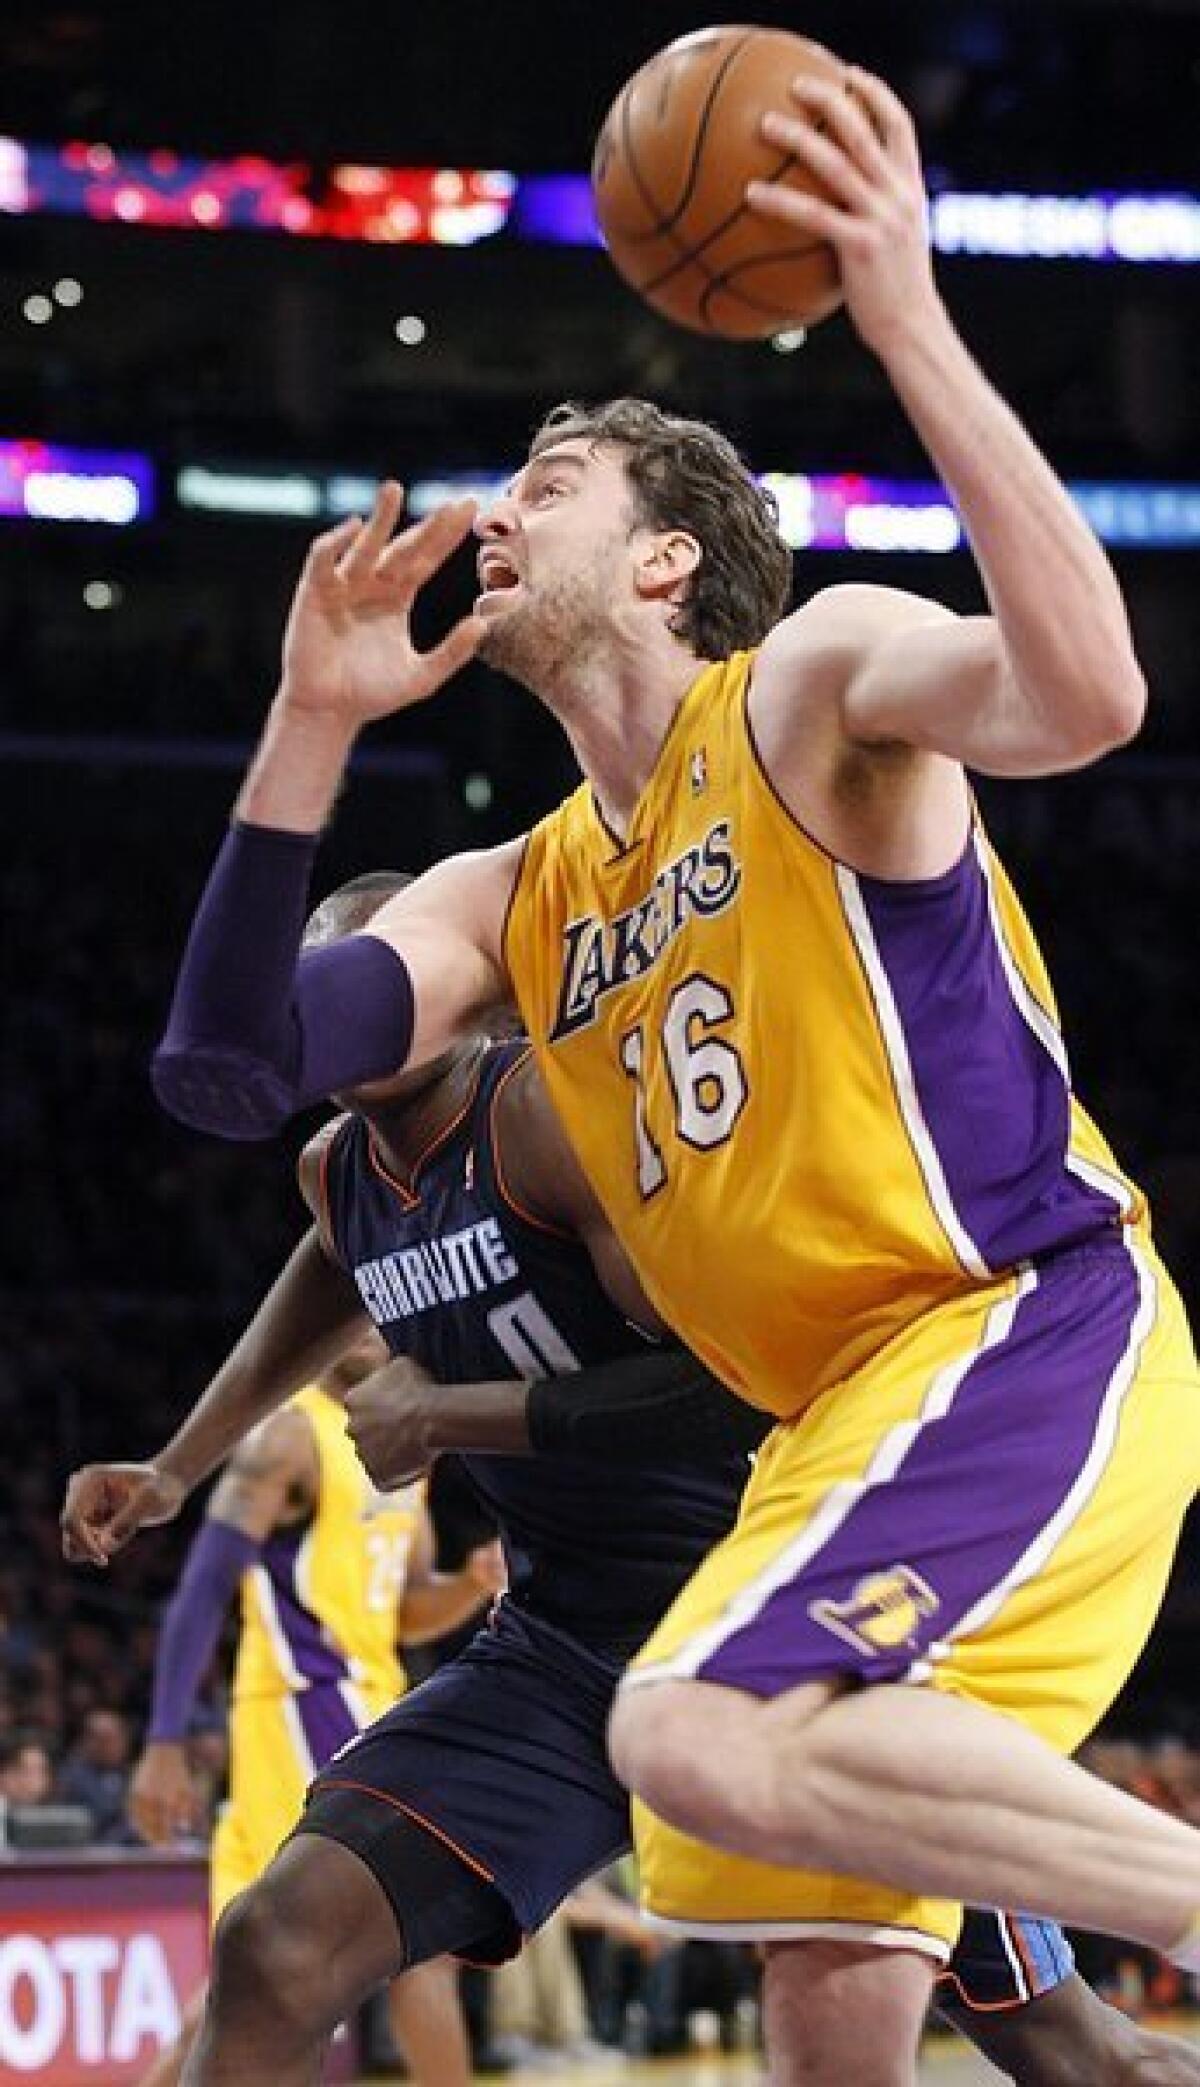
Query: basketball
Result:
<box><xmin>591</xmin><ymin>24</ymin><xmax>850</xmax><ymax>341</ymax></box>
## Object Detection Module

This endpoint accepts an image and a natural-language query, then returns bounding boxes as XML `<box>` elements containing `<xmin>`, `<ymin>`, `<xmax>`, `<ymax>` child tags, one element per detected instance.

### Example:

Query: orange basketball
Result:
<box><xmin>591</xmin><ymin>23</ymin><xmax>849</xmax><ymax>341</ymax></box>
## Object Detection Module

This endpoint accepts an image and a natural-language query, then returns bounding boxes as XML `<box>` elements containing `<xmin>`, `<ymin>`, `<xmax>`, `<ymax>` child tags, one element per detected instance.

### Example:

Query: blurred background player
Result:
<box><xmin>122</xmin><ymin>1330</ymin><xmax>501</xmax><ymax>2087</ymax></box>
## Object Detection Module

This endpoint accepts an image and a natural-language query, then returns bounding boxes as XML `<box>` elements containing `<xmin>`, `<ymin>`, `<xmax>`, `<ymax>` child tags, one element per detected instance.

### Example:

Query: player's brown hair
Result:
<box><xmin>530</xmin><ymin>397</ymin><xmax>792</xmax><ymax>659</ymax></box>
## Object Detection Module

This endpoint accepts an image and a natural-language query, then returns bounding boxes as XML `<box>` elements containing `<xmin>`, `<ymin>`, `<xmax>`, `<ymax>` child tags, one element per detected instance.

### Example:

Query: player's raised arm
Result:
<box><xmin>748</xmin><ymin>64</ymin><xmax>1146</xmax><ymax>778</ymax></box>
<box><xmin>149</xmin><ymin>483</ymin><xmax>517</xmax><ymax>1142</ymax></box>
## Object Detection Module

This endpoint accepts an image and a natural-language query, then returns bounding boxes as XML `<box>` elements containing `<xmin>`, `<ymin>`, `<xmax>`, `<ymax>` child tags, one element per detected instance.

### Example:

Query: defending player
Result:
<box><xmin>124</xmin><ymin>1333</ymin><xmax>499</xmax><ymax>2087</ymax></box>
<box><xmin>66</xmin><ymin>886</ymin><xmax>756</xmax><ymax>2084</ymax></box>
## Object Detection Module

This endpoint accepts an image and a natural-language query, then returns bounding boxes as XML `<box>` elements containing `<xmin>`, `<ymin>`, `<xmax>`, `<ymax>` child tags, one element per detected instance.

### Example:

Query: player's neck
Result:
<box><xmin>553</xmin><ymin>646</ymin><xmax>703</xmax><ymax>840</ymax></box>
<box><xmin>360</xmin><ymin>1041</ymin><xmax>488</xmax><ymax>1190</ymax></box>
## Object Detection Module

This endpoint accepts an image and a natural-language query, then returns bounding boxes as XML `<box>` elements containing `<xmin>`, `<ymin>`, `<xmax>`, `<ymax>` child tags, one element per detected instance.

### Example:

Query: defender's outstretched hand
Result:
<box><xmin>61</xmin><ymin>1461</ymin><xmax>187</xmax><ymax>1567</ymax></box>
<box><xmin>279</xmin><ymin>482</ymin><xmax>486</xmax><ymax>727</ymax></box>
<box><xmin>748</xmin><ymin>64</ymin><xmax>935</xmax><ymax>352</ymax></box>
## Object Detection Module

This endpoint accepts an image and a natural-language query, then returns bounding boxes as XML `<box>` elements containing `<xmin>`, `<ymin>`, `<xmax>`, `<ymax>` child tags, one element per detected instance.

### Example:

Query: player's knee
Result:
<box><xmin>609</xmin><ymin>1683</ymin><xmax>799</xmax><ymax>1854</ymax></box>
<box><xmin>607</xmin><ymin>1684</ymin><xmax>659</xmax><ymax>1793</ymax></box>
<box><xmin>762</xmin><ymin>1940</ymin><xmax>931</xmax><ymax>2087</ymax></box>
<box><xmin>609</xmin><ymin>1684</ymin><xmax>729</xmax><ymax>1827</ymax></box>
<box><xmin>209</xmin><ymin>1882</ymin><xmax>326</xmax><ymax>2032</ymax></box>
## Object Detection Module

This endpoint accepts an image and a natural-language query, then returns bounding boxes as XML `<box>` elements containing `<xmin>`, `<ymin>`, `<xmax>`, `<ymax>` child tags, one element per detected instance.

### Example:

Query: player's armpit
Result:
<box><xmin>527</xmin><ymin>1347</ymin><xmax>771</xmax><ymax>1465</ymax></box>
<box><xmin>297</xmin><ymin>1118</ymin><xmax>352</xmax><ymax>1254</ymax></box>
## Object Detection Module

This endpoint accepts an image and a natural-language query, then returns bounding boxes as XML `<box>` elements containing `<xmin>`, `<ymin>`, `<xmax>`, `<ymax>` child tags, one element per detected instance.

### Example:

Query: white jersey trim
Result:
<box><xmin>642</xmin><ymin>1911</ymin><xmax>952</xmax><ymax>1961</ymax></box>
<box><xmin>281</xmin><ymin>1692</ymin><xmax>317</xmax><ymax>1781</ymax></box>
<box><xmin>247</xmin><ymin>1567</ymin><xmax>307</xmax><ymax>1693</ymax></box>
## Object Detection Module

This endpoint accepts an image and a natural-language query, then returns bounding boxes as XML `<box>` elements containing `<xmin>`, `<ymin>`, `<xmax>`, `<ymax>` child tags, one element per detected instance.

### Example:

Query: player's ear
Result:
<box><xmin>635</xmin><ymin>529</ymin><xmax>701</xmax><ymax>602</ymax></box>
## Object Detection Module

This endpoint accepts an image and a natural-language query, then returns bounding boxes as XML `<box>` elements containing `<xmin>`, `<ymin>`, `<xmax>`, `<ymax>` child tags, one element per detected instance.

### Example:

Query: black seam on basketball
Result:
<box><xmin>641</xmin><ymin>228</ymin><xmax>829</xmax><ymax>313</ymax></box>
<box><xmin>615</xmin><ymin>31</ymin><xmax>757</xmax><ymax>247</ymax></box>
<box><xmin>633</xmin><ymin>152</ymin><xmax>824</xmax><ymax>297</ymax></box>
<box><xmin>697</xmin><ymin>244</ymin><xmax>832</xmax><ymax>326</ymax></box>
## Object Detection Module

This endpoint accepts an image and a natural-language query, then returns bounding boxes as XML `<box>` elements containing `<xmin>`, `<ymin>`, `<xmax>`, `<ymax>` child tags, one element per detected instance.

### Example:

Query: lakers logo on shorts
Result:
<box><xmin>808</xmin><ymin>1565</ymin><xmax>940</xmax><ymax>1657</ymax></box>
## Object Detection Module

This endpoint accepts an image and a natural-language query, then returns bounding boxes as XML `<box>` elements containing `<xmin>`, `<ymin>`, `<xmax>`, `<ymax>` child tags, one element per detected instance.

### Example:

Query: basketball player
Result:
<box><xmin>68</xmin><ymin>881</ymin><xmax>1199</xmax><ymax>2087</ymax></box>
<box><xmin>124</xmin><ymin>1332</ymin><xmax>500</xmax><ymax>2087</ymax></box>
<box><xmin>146</xmin><ymin>62</ymin><xmax>1200</xmax><ymax>2082</ymax></box>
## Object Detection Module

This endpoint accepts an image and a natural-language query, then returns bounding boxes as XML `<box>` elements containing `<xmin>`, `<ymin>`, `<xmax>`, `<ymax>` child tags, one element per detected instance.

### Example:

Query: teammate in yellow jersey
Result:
<box><xmin>117</xmin><ymin>1334</ymin><xmax>502</xmax><ymax>2087</ymax></box>
<box><xmin>151</xmin><ymin>55</ymin><xmax>1200</xmax><ymax>2087</ymax></box>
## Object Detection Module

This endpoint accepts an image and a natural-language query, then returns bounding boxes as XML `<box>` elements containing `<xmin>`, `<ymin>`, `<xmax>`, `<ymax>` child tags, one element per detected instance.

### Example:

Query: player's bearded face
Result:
<box><xmin>476</xmin><ymin>524</ymin><xmax>629</xmax><ymax>686</ymax></box>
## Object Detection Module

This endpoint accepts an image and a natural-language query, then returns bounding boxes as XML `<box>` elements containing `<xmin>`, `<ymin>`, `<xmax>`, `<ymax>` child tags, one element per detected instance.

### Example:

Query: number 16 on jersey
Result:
<box><xmin>619</xmin><ymin>972</ymin><xmax>748</xmax><ymax>1199</ymax></box>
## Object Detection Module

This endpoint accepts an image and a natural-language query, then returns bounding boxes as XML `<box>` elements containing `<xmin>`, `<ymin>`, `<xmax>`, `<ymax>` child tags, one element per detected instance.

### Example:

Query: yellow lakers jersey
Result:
<box><xmin>232</xmin><ymin>1384</ymin><xmax>417</xmax><ymax>1703</ymax></box>
<box><xmin>505</xmin><ymin>651</ymin><xmax>1142</xmax><ymax>1419</ymax></box>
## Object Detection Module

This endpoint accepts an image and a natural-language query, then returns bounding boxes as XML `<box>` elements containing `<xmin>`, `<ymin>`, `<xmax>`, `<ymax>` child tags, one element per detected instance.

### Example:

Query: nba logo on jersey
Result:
<box><xmin>808</xmin><ymin>1565</ymin><xmax>939</xmax><ymax>1657</ymax></box>
<box><xmin>689</xmin><ymin>747</ymin><xmax>708</xmax><ymax>796</ymax></box>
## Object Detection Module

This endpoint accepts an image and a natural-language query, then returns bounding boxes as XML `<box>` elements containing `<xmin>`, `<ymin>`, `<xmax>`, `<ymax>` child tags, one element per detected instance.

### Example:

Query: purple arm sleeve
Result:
<box><xmin>151</xmin><ymin>821</ymin><xmax>415</xmax><ymax>1139</ymax></box>
<box><xmin>147</xmin><ymin>1520</ymin><xmax>262</xmax><ymax>1743</ymax></box>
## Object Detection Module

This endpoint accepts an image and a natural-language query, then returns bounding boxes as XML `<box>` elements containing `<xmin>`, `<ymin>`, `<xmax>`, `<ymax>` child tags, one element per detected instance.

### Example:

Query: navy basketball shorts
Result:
<box><xmin>296</xmin><ymin>1599</ymin><xmax>631</xmax><ymax>1965</ymax></box>
<box><xmin>937</xmin><ymin>1907</ymin><xmax>1076</xmax><ymax>2018</ymax></box>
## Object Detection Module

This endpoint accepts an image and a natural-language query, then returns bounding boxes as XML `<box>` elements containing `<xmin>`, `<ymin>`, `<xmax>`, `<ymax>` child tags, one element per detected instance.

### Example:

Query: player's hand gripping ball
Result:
<box><xmin>592</xmin><ymin>23</ymin><xmax>851</xmax><ymax>340</ymax></box>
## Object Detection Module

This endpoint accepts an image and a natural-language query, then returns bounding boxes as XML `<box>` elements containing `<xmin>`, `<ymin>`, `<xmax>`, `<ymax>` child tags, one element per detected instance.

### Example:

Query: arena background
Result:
<box><xmin>2</xmin><ymin>1</ymin><xmax>1198</xmax><ymax>2080</ymax></box>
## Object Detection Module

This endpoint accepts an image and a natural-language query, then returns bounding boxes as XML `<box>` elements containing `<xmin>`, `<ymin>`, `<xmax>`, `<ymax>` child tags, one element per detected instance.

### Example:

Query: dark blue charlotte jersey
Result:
<box><xmin>321</xmin><ymin>1040</ymin><xmax>749</xmax><ymax>1660</ymax></box>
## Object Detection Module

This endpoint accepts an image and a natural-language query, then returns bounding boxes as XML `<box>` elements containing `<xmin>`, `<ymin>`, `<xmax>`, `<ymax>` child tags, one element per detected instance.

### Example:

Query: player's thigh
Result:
<box><xmin>293</xmin><ymin>1783</ymin><xmax>520</xmax><ymax>1971</ymax></box>
<box><xmin>298</xmin><ymin>1610</ymin><xmax>630</xmax><ymax>1963</ymax></box>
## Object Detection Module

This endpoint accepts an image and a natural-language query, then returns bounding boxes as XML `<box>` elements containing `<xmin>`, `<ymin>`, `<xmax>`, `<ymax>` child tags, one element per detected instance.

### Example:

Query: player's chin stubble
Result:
<box><xmin>477</xmin><ymin>579</ymin><xmax>606</xmax><ymax>691</ymax></box>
